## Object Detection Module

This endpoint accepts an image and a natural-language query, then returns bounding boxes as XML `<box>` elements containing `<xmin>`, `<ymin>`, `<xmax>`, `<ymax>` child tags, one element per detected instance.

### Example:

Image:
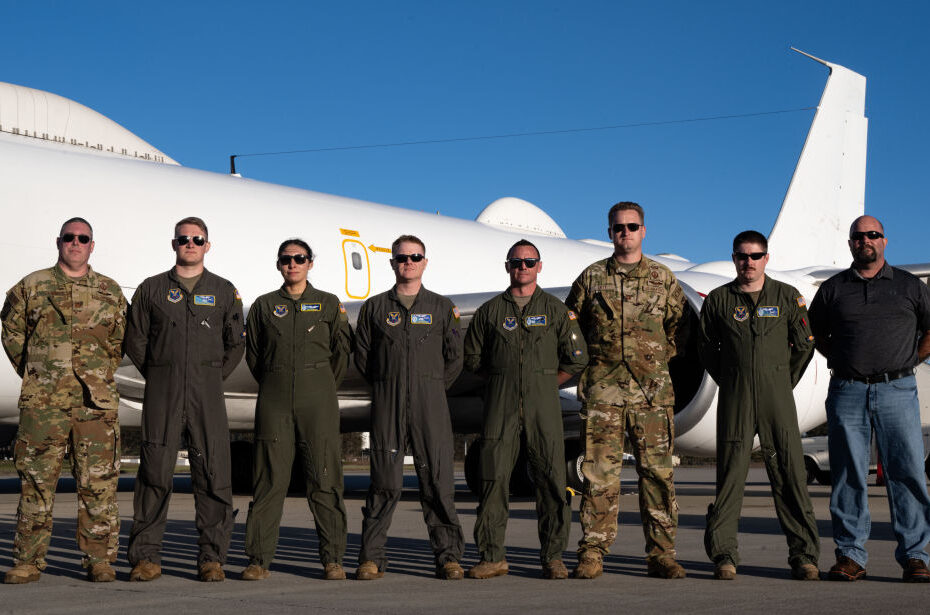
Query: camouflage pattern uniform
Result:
<box><xmin>1</xmin><ymin>265</ymin><xmax>126</xmax><ymax>570</ymax></box>
<box><xmin>566</xmin><ymin>256</ymin><xmax>686</xmax><ymax>564</ymax></box>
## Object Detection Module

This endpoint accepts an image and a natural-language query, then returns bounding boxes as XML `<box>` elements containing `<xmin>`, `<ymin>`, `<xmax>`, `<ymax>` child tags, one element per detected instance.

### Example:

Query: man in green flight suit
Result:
<box><xmin>464</xmin><ymin>239</ymin><xmax>588</xmax><ymax>580</ymax></box>
<box><xmin>568</xmin><ymin>201</ymin><xmax>688</xmax><ymax>580</ymax></box>
<box><xmin>240</xmin><ymin>239</ymin><xmax>352</xmax><ymax>581</ymax></box>
<box><xmin>2</xmin><ymin>217</ymin><xmax>126</xmax><ymax>584</ymax></box>
<box><xmin>698</xmin><ymin>230</ymin><xmax>819</xmax><ymax>581</ymax></box>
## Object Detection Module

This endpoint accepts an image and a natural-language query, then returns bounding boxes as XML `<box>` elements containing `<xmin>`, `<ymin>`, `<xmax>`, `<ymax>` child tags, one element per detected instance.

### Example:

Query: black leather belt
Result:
<box><xmin>840</xmin><ymin>368</ymin><xmax>914</xmax><ymax>384</ymax></box>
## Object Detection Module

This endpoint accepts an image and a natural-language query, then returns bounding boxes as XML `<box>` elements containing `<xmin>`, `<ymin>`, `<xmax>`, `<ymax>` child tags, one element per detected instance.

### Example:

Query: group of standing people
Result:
<box><xmin>2</xmin><ymin>205</ymin><xmax>929</xmax><ymax>587</ymax></box>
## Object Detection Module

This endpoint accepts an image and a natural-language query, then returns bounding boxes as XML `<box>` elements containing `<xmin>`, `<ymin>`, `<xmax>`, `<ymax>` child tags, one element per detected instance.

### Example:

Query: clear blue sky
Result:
<box><xmin>4</xmin><ymin>1</ymin><xmax>928</xmax><ymax>265</ymax></box>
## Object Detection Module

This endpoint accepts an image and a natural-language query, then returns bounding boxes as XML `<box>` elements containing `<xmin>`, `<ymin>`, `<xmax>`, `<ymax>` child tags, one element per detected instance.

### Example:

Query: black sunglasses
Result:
<box><xmin>849</xmin><ymin>230</ymin><xmax>884</xmax><ymax>241</ymax></box>
<box><xmin>393</xmin><ymin>253</ymin><xmax>424</xmax><ymax>263</ymax></box>
<box><xmin>60</xmin><ymin>233</ymin><xmax>91</xmax><ymax>244</ymax></box>
<box><xmin>733</xmin><ymin>252</ymin><xmax>767</xmax><ymax>261</ymax></box>
<box><xmin>507</xmin><ymin>257</ymin><xmax>540</xmax><ymax>269</ymax></box>
<box><xmin>176</xmin><ymin>235</ymin><xmax>206</xmax><ymax>246</ymax></box>
<box><xmin>612</xmin><ymin>222</ymin><xmax>642</xmax><ymax>234</ymax></box>
<box><xmin>278</xmin><ymin>254</ymin><xmax>311</xmax><ymax>266</ymax></box>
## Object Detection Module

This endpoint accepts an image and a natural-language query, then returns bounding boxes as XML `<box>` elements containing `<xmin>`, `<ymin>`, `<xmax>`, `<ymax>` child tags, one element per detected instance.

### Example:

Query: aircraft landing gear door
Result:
<box><xmin>342</xmin><ymin>239</ymin><xmax>370</xmax><ymax>299</ymax></box>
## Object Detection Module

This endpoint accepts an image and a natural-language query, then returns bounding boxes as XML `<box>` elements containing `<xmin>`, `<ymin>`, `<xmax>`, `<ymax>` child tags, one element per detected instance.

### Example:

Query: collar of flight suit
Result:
<box><xmin>168</xmin><ymin>266</ymin><xmax>211</xmax><ymax>291</ymax></box>
<box><xmin>387</xmin><ymin>284</ymin><xmax>429</xmax><ymax>311</ymax></box>
<box><xmin>605</xmin><ymin>255</ymin><xmax>649</xmax><ymax>278</ymax></box>
<box><xmin>724</xmin><ymin>274</ymin><xmax>771</xmax><ymax>301</ymax></box>
<box><xmin>502</xmin><ymin>284</ymin><xmax>543</xmax><ymax>306</ymax></box>
<box><xmin>275</xmin><ymin>282</ymin><xmax>317</xmax><ymax>302</ymax></box>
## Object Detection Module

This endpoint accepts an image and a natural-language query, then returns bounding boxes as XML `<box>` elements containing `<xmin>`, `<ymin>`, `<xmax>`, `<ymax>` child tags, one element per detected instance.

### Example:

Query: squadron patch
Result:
<box><xmin>273</xmin><ymin>304</ymin><xmax>288</xmax><ymax>317</ymax></box>
<box><xmin>410</xmin><ymin>313</ymin><xmax>432</xmax><ymax>325</ymax></box>
<box><xmin>167</xmin><ymin>288</ymin><xmax>183</xmax><ymax>303</ymax></box>
<box><xmin>502</xmin><ymin>316</ymin><xmax>518</xmax><ymax>331</ymax></box>
<box><xmin>733</xmin><ymin>306</ymin><xmax>749</xmax><ymax>322</ymax></box>
<box><xmin>234</xmin><ymin>288</ymin><xmax>241</xmax><ymax>301</ymax></box>
<box><xmin>757</xmin><ymin>306</ymin><xmax>780</xmax><ymax>318</ymax></box>
<box><xmin>796</xmin><ymin>296</ymin><xmax>806</xmax><ymax>308</ymax></box>
<box><xmin>567</xmin><ymin>310</ymin><xmax>577</xmax><ymax>320</ymax></box>
<box><xmin>339</xmin><ymin>303</ymin><xmax>346</xmax><ymax>314</ymax></box>
<box><xmin>301</xmin><ymin>303</ymin><xmax>322</xmax><ymax>312</ymax></box>
<box><xmin>452</xmin><ymin>306</ymin><xmax>461</xmax><ymax>319</ymax></box>
<box><xmin>386</xmin><ymin>311</ymin><xmax>401</xmax><ymax>326</ymax></box>
<box><xmin>525</xmin><ymin>315</ymin><xmax>547</xmax><ymax>327</ymax></box>
<box><xmin>194</xmin><ymin>294</ymin><xmax>215</xmax><ymax>307</ymax></box>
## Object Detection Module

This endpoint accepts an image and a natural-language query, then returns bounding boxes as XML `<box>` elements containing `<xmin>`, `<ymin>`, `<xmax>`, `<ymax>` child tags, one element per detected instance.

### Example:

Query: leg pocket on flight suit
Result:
<box><xmin>479</xmin><ymin>438</ymin><xmax>506</xmax><ymax>481</ymax></box>
<box><xmin>299</xmin><ymin>438</ymin><xmax>337</xmax><ymax>491</ymax></box>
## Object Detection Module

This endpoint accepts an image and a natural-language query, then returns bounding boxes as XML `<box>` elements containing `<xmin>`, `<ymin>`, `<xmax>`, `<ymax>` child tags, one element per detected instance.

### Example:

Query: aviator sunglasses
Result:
<box><xmin>176</xmin><ymin>235</ymin><xmax>206</xmax><ymax>246</ymax></box>
<box><xmin>849</xmin><ymin>230</ymin><xmax>884</xmax><ymax>241</ymax></box>
<box><xmin>612</xmin><ymin>222</ymin><xmax>642</xmax><ymax>233</ymax></box>
<box><xmin>278</xmin><ymin>253</ymin><xmax>311</xmax><ymax>266</ymax></box>
<box><xmin>393</xmin><ymin>253</ymin><xmax>424</xmax><ymax>263</ymax></box>
<box><xmin>733</xmin><ymin>252</ymin><xmax>767</xmax><ymax>261</ymax></box>
<box><xmin>60</xmin><ymin>233</ymin><xmax>92</xmax><ymax>244</ymax></box>
<box><xmin>507</xmin><ymin>257</ymin><xmax>540</xmax><ymax>269</ymax></box>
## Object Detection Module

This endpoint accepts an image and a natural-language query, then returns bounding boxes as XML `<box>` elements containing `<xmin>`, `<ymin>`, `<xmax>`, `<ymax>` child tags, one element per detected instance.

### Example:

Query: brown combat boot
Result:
<box><xmin>4</xmin><ymin>563</ymin><xmax>41</xmax><ymax>584</ymax></box>
<box><xmin>467</xmin><ymin>559</ymin><xmax>509</xmax><ymax>579</ymax></box>
<box><xmin>437</xmin><ymin>561</ymin><xmax>464</xmax><ymax>580</ymax></box>
<box><xmin>647</xmin><ymin>557</ymin><xmax>687</xmax><ymax>579</ymax></box>
<box><xmin>573</xmin><ymin>550</ymin><xmax>603</xmax><ymax>579</ymax></box>
<box><xmin>87</xmin><ymin>561</ymin><xmax>116</xmax><ymax>582</ymax></box>
<box><xmin>324</xmin><ymin>563</ymin><xmax>346</xmax><ymax>580</ymax></box>
<box><xmin>199</xmin><ymin>561</ymin><xmax>225</xmax><ymax>582</ymax></box>
<box><xmin>355</xmin><ymin>561</ymin><xmax>383</xmax><ymax>580</ymax></box>
<box><xmin>791</xmin><ymin>563</ymin><xmax>820</xmax><ymax>581</ymax></box>
<box><xmin>129</xmin><ymin>560</ymin><xmax>162</xmax><ymax>582</ymax></box>
<box><xmin>241</xmin><ymin>564</ymin><xmax>270</xmax><ymax>581</ymax></box>
<box><xmin>713</xmin><ymin>562</ymin><xmax>736</xmax><ymax>580</ymax></box>
<box><xmin>542</xmin><ymin>560</ymin><xmax>569</xmax><ymax>579</ymax></box>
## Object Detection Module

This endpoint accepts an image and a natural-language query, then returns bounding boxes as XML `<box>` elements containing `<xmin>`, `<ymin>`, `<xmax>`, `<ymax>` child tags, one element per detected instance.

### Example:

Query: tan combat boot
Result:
<box><xmin>87</xmin><ymin>561</ymin><xmax>116</xmax><ymax>582</ymax></box>
<box><xmin>573</xmin><ymin>550</ymin><xmax>603</xmax><ymax>579</ymax></box>
<box><xmin>542</xmin><ymin>560</ymin><xmax>569</xmax><ymax>579</ymax></box>
<box><xmin>791</xmin><ymin>563</ymin><xmax>820</xmax><ymax>581</ymax></box>
<box><xmin>714</xmin><ymin>562</ymin><xmax>736</xmax><ymax>580</ymax></box>
<box><xmin>241</xmin><ymin>564</ymin><xmax>270</xmax><ymax>581</ymax></box>
<box><xmin>466</xmin><ymin>559</ymin><xmax>509</xmax><ymax>579</ymax></box>
<box><xmin>4</xmin><ymin>563</ymin><xmax>41</xmax><ymax>584</ymax></box>
<box><xmin>199</xmin><ymin>561</ymin><xmax>225</xmax><ymax>582</ymax></box>
<box><xmin>437</xmin><ymin>561</ymin><xmax>464</xmax><ymax>580</ymax></box>
<box><xmin>647</xmin><ymin>557</ymin><xmax>687</xmax><ymax>579</ymax></box>
<box><xmin>324</xmin><ymin>563</ymin><xmax>346</xmax><ymax>580</ymax></box>
<box><xmin>129</xmin><ymin>560</ymin><xmax>162</xmax><ymax>582</ymax></box>
<box><xmin>355</xmin><ymin>560</ymin><xmax>383</xmax><ymax>580</ymax></box>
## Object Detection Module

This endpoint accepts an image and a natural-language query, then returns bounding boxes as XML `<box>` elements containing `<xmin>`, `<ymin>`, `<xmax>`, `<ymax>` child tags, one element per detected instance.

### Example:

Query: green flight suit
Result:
<box><xmin>243</xmin><ymin>284</ymin><xmax>352</xmax><ymax>568</ymax></box>
<box><xmin>464</xmin><ymin>287</ymin><xmax>587</xmax><ymax>564</ymax></box>
<box><xmin>698</xmin><ymin>276</ymin><xmax>818</xmax><ymax>568</ymax></box>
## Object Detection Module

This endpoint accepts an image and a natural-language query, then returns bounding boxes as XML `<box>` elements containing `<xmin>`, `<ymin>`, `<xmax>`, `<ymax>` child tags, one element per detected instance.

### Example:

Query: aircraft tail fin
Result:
<box><xmin>766</xmin><ymin>49</ymin><xmax>867</xmax><ymax>270</ymax></box>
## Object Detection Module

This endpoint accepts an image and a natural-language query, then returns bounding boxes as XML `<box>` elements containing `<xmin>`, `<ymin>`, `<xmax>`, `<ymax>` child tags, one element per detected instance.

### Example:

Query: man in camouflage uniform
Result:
<box><xmin>1</xmin><ymin>217</ymin><xmax>127</xmax><ymax>584</ymax></box>
<box><xmin>567</xmin><ymin>201</ymin><xmax>687</xmax><ymax>579</ymax></box>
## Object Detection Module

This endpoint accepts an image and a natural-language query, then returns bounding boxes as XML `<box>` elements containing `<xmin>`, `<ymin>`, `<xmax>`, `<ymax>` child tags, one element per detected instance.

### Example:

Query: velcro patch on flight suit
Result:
<box><xmin>386</xmin><ymin>311</ymin><xmax>401</xmax><ymax>326</ymax></box>
<box><xmin>733</xmin><ymin>306</ymin><xmax>748</xmax><ymax>322</ymax></box>
<box><xmin>502</xmin><ymin>316</ymin><xmax>517</xmax><ymax>331</ymax></box>
<box><xmin>525</xmin><ymin>314</ymin><xmax>547</xmax><ymax>326</ymax></box>
<box><xmin>167</xmin><ymin>288</ymin><xmax>183</xmax><ymax>303</ymax></box>
<box><xmin>796</xmin><ymin>296</ymin><xmax>806</xmax><ymax>308</ymax></box>
<box><xmin>756</xmin><ymin>306</ymin><xmax>780</xmax><ymax>318</ymax></box>
<box><xmin>273</xmin><ymin>304</ymin><xmax>288</xmax><ymax>317</ymax></box>
<box><xmin>567</xmin><ymin>310</ymin><xmax>577</xmax><ymax>320</ymax></box>
<box><xmin>452</xmin><ymin>306</ymin><xmax>461</xmax><ymax>319</ymax></box>
<box><xmin>300</xmin><ymin>303</ymin><xmax>322</xmax><ymax>311</ymax></box>
<box><xmin>410</xmin><ymin>313</ymin><xmax>432</xmax><ymax>324</ymax></box>
<box><xmin>194</xmin><ymin>294</ymin><xmax>216</xmax><ymax>306</ymax></box>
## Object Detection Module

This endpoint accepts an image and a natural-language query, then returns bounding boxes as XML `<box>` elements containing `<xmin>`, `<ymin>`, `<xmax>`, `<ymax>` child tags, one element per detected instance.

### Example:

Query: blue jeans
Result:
<box><xmin>826</xmin><ymin>374</ymin><xmax>930</xmax><ymax>567</ymax></box>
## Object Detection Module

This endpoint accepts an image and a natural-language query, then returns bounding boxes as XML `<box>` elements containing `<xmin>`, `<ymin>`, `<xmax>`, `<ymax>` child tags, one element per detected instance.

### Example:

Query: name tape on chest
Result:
<box><xmin>525</xmin><ymin>314</ymin><xmax>547</xmax><ymax>326</ymax></box>
<box><xmin>757</xmin><ymin>306</ymin><xmax>780</xmax><ymax>318</ymax></box>
<box><xmin>300</xmin><ymin>303</ymin><xmax>322</xmax><ymax>312</ymax></box>
<box><xmin>194</xmin><ymin>294</ymin><xmax>215</xmax><ymax>307</ymax></box>
<box><xmin>410</xmin><ymin>313</ymin><xmax>432</xmax><ymax>325</ymax></box>
<box><xmin>167</xmin><ymin>288</ymin><xmax>183</xmax><ymax>303</ymax></box>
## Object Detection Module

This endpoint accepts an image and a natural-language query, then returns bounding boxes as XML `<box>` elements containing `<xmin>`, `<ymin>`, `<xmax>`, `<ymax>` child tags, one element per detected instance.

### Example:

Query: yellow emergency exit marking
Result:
<box><xmin>340</xmin><ymin>228</ymin><xmax>360</xmax><ymax>237</ymax></box>
<box><xmin>368</xmin><ymin>245</ymin><xmax>391</xmax><ymax>253</ymax></box>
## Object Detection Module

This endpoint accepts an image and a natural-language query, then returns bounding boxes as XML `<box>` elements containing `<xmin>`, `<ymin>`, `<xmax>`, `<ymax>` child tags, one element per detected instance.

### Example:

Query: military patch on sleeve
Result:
<box><xmin>796</xmin><ymin>296</ymin><xmax>806</xmax><ymax>308</ymax></box>
<box><xmin>757</xmin><ymin>306</ymin><xmax>780</xmax><ymax>318</ymax></box>
<box><xmin>410</xmin><ymin>313</ymin><xmax>432</xmax><ymax>325</ymax></box>
<box><xmin>502</xmin><ymin>316</ymin><xmax>517</xmax><ymax>331</ymax></box>
<box><xmin>339</xmin><ymin>303</ymin><xmax>346</xmax><ymax>314</ymax></box>
<box><xmin>452</xmin><ymin>306</ymin><xmax>461</xmax><ymax>319</ymax></box>
<box><xmin>273</xmin><ymin>304</ymin><xmax>288</xmax><ymax>317</ymax></box>
<box><xmin>386</xmin><ymin>311</ymin><xmax>401</xmax><ymax>326</ymax></box>
<box><xmin>194</xmin><ymin>294</ymin><xmax>216</xmax><ymax>307</ymax></box>
<box><xmin>525</xmin><ymin>314</ymin><xmax>547</xmax><ymax>326</ymax></box>
<box><xmin>567</xmin><ymin>310</ymin><xmax>577</xmax><ymax>320</ymax></box>
<box><xmin>234</xmin><ymin>288</ymin><xmax>241</xmax><ymax>301</ymax></box>
<box><xmin>733</xmin><ymin>306</ymin><xmax>748</xmax><ymax>322</ymax></box>
<box><xmin>167</xmin><ymin>288</ymin><xmax>183</xmax><ymax>303</ymax></box>
<box><xmin>300</xmin><ymin>303</ymin><xmax>322</xmax><ymax>312</ymax></box>
<box><xmin>808</xmin><ymin>335</ymin><xmax>814</xmax><ymax>341</ymax></box>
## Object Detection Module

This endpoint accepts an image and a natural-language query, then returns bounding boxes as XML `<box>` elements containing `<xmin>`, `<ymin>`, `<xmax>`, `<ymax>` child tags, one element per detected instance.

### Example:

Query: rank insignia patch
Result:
<box><xmin>502</xmin><ymin>316</ymin><xmax>517</xmax><ymax>331</ymax></box>
<box><xmin>410</xmin><ymin>313</ymin><xmax>432</xmax><ymax>325</ymax></box>
<box><xmin>301</xmin><ymin>303</ymin><xmax>322</xmax><ymax>312</ymax></box>
<box><xmin>757</xmin><ymin>306</ymin><xmax>780</xmax><ymax>318</ymax></box>
<box><xmin>733</xmin><ymin>306</ymin><xmax>748</xmax><ymax>322</ymax></box>
<box><xmin>273</xmin><ymin>305</ymin><xmax>288</xmax><ymax>317</ymax></box>
<box><xmin>194</xmin><ymin>295</ymin><xmax>215</xmax><ymax>307</ymax></box>
<box><xmin>386</xmin><ymin>311</ymin><xmax>401</xmax><ymax>326</ymax></box>
<box><xmin>167</xmin><ymin>288</ymin><xmax>183</xmax><ymax>303</ymax></box>
<box><xmin>526</xmin><ymin>314</ymin><xmax>547</xmax><ymax>326</ymax></box>
<box><xmin>796</xmin><ymin>296</ymin><xmax>806</xmax><ymax>308</ymax></box>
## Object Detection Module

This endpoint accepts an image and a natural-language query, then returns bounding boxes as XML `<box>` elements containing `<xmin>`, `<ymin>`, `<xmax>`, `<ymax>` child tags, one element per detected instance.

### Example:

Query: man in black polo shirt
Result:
<box><xmin>809</xmin><ymin>215</ymin><xmax>930</xmax><ymax>583</ymax></box>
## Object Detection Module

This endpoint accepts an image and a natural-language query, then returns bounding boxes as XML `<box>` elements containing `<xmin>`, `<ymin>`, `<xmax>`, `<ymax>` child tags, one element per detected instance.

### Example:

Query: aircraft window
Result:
<box><xmin>352</xmin><ymin>252</ymin><xmax>362</xmax><ymax>270</ymax></box>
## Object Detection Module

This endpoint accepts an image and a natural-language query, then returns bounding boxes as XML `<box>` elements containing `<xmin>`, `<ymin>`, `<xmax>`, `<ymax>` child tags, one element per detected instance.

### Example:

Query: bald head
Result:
<box><xmin>849</xmin><ymin>215</ymin><xmax>884</xmax><ymax>236</ymax></box>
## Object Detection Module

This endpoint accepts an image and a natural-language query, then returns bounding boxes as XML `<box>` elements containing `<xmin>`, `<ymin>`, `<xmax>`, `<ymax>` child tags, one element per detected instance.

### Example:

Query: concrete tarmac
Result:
<box><xmin>0</xmin><ymin>467</ymin><xmax>926</xmax><ymax>614</ymax></box>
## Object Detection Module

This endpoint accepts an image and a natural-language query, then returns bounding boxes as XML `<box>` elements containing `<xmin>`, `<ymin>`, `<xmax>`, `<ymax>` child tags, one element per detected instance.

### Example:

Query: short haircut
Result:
<box><xmin>174</xmin><ymin>216</ymin><xmax>209</xmax><ymax>238</ymax></box>
<box><xmin>391</xmin><ymin>234</ymin><xmax>426</xmax><ymax>256</ymax></box>
<box><xmin>277</xmin><ymin>238</ymin><xmax>313</xmax><ymax>260</ymax></box>
<box><xmin>732</xmin><ymin>230</ymin><xmax>768</xmax><ymax>253</ymax></box>
<box><xmin>506</xmin><ymin>238</ymin><xmax>541</xmax><ymax>260</ymax></box>
<box><xmin>607</xmin><ymin>201</ymin><xmax>645</xmax><ymax>225</ymax></box>
<box><xmin>60</xmin><ymin>217</ymin><xmax>93</xmax><ymax>237</ymax></box>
